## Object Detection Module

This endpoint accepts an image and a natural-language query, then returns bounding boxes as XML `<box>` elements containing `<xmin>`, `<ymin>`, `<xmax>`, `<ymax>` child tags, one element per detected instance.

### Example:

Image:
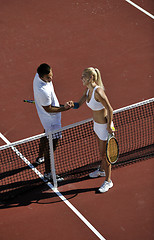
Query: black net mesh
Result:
<box><xmin>0</xmin><ymin>99</ymin><xmax>153</xmax><ymax>200</ymax></box>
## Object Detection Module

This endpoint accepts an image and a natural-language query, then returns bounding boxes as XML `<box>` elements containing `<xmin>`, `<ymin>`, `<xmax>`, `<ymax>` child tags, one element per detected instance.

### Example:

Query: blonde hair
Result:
<box><xmin>83</xmin><ymin>67</ymin><xmax>105</xmax><ymax>90</ymax></box>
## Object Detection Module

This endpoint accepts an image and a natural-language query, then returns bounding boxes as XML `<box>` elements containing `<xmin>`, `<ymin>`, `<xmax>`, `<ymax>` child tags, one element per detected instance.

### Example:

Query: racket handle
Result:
<box><xmin>23</xmin><ymin>100</ymin><xmax>35</xmax><ymax>103</ymax></box>
<box><xmin>108</xmin><ymin>132</ymin><xmax>115</xmax><ymax>138</ymax></box>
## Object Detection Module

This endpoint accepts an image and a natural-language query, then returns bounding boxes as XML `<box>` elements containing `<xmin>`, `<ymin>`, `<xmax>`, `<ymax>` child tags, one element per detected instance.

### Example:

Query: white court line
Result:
<box><xmin>125</xmin><ymin>0</ymin><xmax>154</xmax><ymax>19</ymax></box>
<box><xmin>0</xmin><ymin>132</ymin><xmax>106</xmax><ymax>240</ymax></box>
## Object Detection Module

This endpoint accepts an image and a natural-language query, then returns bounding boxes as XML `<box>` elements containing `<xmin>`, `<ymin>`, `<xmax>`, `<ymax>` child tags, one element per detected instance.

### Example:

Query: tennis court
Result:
<box><xmin>0</xmin><ymin>1</ymin><xmax>154</xmax><ymax>240</ymax></box>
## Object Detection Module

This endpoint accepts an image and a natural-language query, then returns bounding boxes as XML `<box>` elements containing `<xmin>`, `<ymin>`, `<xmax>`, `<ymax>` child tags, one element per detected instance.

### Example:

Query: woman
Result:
<box><xmin>75</xmin><ymin>67</ymin><xmax>114</xmax><ymax>193</ymax></box>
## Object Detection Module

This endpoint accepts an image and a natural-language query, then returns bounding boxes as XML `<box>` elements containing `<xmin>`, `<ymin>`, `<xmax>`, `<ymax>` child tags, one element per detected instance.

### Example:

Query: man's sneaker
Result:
<box><xmin>98</xmin><ymin>180</ymin><xmax>113</xmax><ymax>193</ymax></box>
<box><xmin>36</xmin><ymin>156</ymin><xmax>45</xmax><ymax>164</ymax></box>
<box><xmin>89</xmin><ymin>169</ymin><xmax>106</xmax><ymax>178</ymax></box>
<box><xmin>44</xmin><ymin>172</ymin><xmax>64</xmax><ymax>182</ymax></box>
<box><xmin>44</xmin><ymin>172</ymin><xmax>52</xmax><ymax>182</ymax></box>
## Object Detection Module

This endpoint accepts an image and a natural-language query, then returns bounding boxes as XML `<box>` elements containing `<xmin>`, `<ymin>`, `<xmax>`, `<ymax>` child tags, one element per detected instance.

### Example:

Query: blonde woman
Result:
<box><xmin>74</xmin><ymin>67</ymin><xmax>114</xmax><ymax>193</ymax></box>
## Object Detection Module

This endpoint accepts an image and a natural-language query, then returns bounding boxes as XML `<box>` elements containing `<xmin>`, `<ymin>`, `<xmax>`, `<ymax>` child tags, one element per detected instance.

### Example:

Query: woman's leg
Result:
<box><xmin>97</xmin><ymin>136</ymin><xmax>111</xmax><ymax>182</ymax></box>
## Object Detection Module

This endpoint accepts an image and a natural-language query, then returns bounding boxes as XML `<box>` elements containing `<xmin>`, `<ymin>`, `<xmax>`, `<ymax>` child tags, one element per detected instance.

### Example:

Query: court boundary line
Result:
<box><xmin>0</xmin><ymin>132</ymin><xmax>106</xmax><ymax>240</ymax></box>
<box><xmin>125</xmin><ymin>0</ymin><xmax>154</xmax><ymax>19</ymax></box>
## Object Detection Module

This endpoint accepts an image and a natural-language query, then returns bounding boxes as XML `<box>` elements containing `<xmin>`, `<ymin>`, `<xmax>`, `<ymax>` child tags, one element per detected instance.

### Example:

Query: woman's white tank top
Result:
<box><xmin>86</xmin><ymin>86</ymin><xmax>105</xmax><ymax>111</ymax></box>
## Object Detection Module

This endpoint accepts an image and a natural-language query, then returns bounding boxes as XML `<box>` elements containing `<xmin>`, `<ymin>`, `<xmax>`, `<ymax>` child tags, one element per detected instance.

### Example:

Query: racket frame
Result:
<box><xmin>106</xmin><ymin>133</ymin><xmax>119</xmax><ymax>164</ymax></box>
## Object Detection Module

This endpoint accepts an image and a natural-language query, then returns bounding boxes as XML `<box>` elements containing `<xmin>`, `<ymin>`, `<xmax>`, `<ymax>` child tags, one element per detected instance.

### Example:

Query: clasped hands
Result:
<box><xmin>64</xmin><ymin>101</ymin><xmax>74</xmax><ymax>110</ymax></box>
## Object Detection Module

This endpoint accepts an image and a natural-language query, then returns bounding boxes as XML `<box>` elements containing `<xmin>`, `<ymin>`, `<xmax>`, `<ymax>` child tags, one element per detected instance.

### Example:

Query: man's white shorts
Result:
<box><xmin>45</xmin><ymin>124</ymin><xmax>62</xmax><ymax>139</ymax></box>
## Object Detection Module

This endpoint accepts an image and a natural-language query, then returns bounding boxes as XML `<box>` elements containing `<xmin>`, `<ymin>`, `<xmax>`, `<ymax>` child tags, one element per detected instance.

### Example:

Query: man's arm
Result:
<box><xmin>42</xmin><ymin>101</ymin><xmax>73</xmax><ymax>113</ymax></box>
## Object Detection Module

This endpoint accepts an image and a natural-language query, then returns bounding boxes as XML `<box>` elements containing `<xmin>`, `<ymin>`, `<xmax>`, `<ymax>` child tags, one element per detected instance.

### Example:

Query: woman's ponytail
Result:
<box><xmin>95</xmin><ymin>68</ymin><xmax>105</xmax><ymax>90</ymax></box>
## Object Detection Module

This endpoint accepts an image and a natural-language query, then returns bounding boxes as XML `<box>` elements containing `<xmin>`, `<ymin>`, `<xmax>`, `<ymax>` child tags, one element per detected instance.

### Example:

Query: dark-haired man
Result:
<box><xmin>33</xmin><ymin>63</ymin><xmax>73</xmax><ymax>181</ymax></box>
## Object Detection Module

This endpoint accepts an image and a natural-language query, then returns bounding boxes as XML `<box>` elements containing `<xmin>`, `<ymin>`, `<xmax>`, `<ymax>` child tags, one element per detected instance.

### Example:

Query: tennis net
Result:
<box><xmin>0</xmin><ymin>98</ymin><xmax>153</xmax><ymax>200</ymax></box>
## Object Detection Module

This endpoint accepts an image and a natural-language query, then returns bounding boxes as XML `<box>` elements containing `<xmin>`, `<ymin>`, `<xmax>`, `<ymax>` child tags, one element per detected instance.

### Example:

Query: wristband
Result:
<box><xmin>73</xmin><ymin>102</ymin><xmax>79</xmax><ymax>109</ymax></box>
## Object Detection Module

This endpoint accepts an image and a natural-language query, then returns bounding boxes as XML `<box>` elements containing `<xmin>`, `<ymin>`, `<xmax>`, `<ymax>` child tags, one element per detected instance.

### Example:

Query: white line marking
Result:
<box><xmin>0</xmin><ymin>132</ymin><xmax>106</xmax><ymax>240</ymax></box>
<box><xmin>51</xmin><ymin>185</ymin><xmax>106</xmax><ymax>240</ymax></box>
<box><xmin>0</xmin><ymin>132</ymin><xmax>10</xmax><ymax>144</ymax></box>
<box><xmin>125</xmin><ymin>0</ymin><xmax>154</xmax><ymax>19</ymax></box>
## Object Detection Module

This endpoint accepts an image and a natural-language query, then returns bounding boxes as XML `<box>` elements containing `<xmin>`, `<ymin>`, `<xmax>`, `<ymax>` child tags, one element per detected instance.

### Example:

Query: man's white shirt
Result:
<box><xmin>33</xmin><ymin>73</ymin><xmax>61</xmax><ymax>133</ymax></box>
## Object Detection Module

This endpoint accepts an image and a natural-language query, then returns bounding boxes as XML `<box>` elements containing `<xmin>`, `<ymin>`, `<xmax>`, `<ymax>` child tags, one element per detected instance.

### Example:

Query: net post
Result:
<box><xmin>48</xmin><ymin>132</ymin><xmax>57</xmax><ymax>189</ymax></box>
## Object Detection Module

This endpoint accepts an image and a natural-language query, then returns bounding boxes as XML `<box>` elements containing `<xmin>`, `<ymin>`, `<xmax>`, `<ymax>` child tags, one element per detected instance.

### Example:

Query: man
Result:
<box><xmin>33</xmin><ymin>63</ymin><xmax>73</xmax><ymax>181</ymax></box>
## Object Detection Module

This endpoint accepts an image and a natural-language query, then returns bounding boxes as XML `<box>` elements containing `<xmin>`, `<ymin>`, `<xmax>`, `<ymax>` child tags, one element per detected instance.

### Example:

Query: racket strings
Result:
<box><xmin>107</xmin><ymin>138</ymin><xmax>119</xmax><ymax>163</ymax></box>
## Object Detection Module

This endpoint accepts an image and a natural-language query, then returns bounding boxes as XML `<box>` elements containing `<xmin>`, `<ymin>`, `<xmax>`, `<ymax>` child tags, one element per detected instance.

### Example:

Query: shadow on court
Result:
<box><xmin>0</xmin><ymin>176</ymin><xmax>98</xmax><ymax>209</ymax></box>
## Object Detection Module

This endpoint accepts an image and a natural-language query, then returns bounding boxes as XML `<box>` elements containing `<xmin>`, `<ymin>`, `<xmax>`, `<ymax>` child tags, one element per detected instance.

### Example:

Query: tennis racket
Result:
<box><xmin>23</xmin><ymin>100</ymin><xmax>35</xmax><ymax>103</ymax></box>
<box><xmin>106</xmin><ymin>133</ymin><xmax>119</xmax><ymax>164</ymax></box>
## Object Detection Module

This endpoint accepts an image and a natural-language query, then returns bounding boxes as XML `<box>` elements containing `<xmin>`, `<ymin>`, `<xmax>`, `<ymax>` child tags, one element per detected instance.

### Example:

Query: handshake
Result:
<box><xmin>64</xmin><ymin>101</ymin><xmax>79</xmax><ymax>110</ymax></box>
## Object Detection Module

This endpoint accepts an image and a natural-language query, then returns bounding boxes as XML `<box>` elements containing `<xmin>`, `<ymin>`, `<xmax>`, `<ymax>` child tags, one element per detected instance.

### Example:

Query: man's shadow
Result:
<box><xmin>0</xmin><ymin>176</ymin><xmax>101</xmax><ymax>209</ymax></box>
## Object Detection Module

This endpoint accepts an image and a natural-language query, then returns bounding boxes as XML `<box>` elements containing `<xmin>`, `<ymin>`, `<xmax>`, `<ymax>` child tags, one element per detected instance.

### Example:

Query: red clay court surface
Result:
<box><xmin>0</xmin><ymin>1</ymin><xmax>153</xmax><ymax>240</ymax></box>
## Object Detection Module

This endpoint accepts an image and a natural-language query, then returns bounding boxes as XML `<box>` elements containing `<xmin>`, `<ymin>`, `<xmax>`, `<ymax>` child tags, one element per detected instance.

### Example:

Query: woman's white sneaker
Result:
<box><xmin>98</xmin><ymin>180</ymin><xmax>113</xmax><ymax>193</ymax></box>
<box><xmin>89</xmin><ymin>169</ymin><xmax>106</xmax><ymax>178</ymax></box>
